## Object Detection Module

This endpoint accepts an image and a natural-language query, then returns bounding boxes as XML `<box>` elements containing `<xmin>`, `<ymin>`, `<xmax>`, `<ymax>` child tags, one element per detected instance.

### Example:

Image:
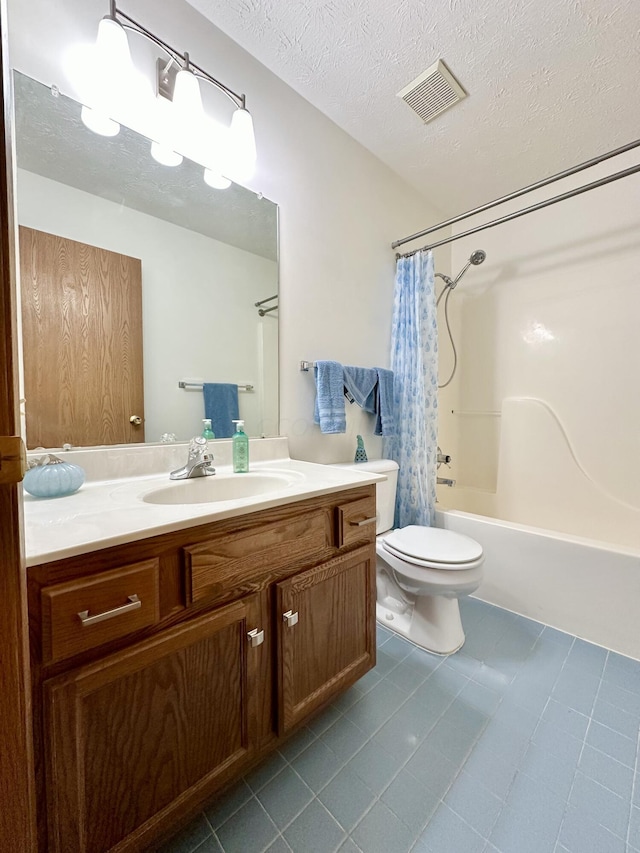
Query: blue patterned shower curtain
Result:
<box><xmin>383</xmin><ymin>250</ymin><xmax>438</xmax><ymax>527</ymax></box>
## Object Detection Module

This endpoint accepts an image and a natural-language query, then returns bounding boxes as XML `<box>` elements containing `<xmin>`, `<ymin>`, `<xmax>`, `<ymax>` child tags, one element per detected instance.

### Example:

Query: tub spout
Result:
<box><xmin>437</xmin><ymin>477</ymin><xmax>456</xmax><ymax>487</ymax></box>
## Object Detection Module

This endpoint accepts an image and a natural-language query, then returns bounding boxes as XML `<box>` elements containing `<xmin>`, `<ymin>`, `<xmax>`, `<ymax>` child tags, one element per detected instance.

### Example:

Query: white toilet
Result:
<box><xmin>341</xmin><ymin>460</ymin><xmax>484</xmax><ymax>655</ymax></box>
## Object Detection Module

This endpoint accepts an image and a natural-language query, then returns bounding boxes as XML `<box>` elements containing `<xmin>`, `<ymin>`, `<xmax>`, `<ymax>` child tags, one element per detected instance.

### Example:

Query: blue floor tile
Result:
<box><xmin>569</xmin><ymin>771</ymin><xmax>630</xmax><ymax>839</ymax></box>
<box><xmin>380</xmin><ymin>769</ymin><xmax>439</xmax><ymax>837</ymax></box>
<box><xmin>559</xmin><ymin>804</ymin><xmax>627</xmax><ymax>853</ymax></box>
<box><xmin>256</xmin><ymin>766</ymin><xmax>314</xmax><ymax>830</ymax></box>
<box><xmin>414</xmin><ymin>803</ymin><xmax>485</xmax><ymax>853</ymax></box>
<box><xmin>520</xmin><ymin>741</ymin><xmax>578</xmax><ymax>800</ymax></box>
<box><xmin>578</xmin><ymin>744</ymin><xmax>634</xmax><ymax>799</ymax></box>
<box><xmin>444</xmin><ymin>770</ymin><xmax>503</xmax><ymax>838</ymax></box>
<box><xmin>160</xmin><ymin>599</ymin><xmax>640</xmax><ymax>853</ymax></box>
<box><xmin>290</xmin><ymin>740</ymin><xmax>345</xmax><ymax>793</ymax></box>
<box><xmin>283</xmin><ymin>800</ymin><xmax>346</xmax><ymax>853</ymax></box>
<box><xmin>317</xmin><ymin>766</ymin><xmax>376</xmax><ymax>832</ymax></box>
<box><xmin>216</xmin><ymin>798</ymin><xmax>279</xmax><ymax>853</ymax></box>
<box><xmin>585</xmin><ymin>720</ymin><xmax>638</xmax><ymax>768</ymax></box>
<box><xmin>351</xmin><ymin>800</ymin><xmax>415</xmax><ymax>853</ymax></box>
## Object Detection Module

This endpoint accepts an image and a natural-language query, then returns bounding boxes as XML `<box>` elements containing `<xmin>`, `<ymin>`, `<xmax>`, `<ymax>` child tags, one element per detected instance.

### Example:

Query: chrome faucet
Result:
<box><xmin>437</xmin><ymin>477</ymin><xmax>456</xmax><ymax>487</ymax></box>
<box><xmin>170</xmin><ymin>436</ymin><xmax>216</xmax><ymax>480</ymax></box>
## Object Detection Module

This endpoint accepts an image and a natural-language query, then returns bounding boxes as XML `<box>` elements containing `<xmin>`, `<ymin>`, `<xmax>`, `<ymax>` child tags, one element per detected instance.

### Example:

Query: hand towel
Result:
<box><xmin>343</xmin><ymin>366</ymin><xmax>378</xmax><ymax>412</ymax></box>
<box><xmin>374</xmin><ymin>368</ymin><xmax>395</xmax><ymax>436</ymax></box>
<box><xmin>203</xmin><ymin>383</ymin><xmax>240</xmax><ymax>438</ymax></box>
<box><xmin>313</xmin><ymin>361</ymin><xmax>346</xmax><ymax>433</ymax></box>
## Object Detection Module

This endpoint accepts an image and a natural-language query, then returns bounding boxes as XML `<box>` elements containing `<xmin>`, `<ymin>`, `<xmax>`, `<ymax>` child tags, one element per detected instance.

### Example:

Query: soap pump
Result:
<box><xmin>202</xmin><ymin>419</ymin><xmax>215</xmax><ymax>441</ymax></box>
<box><xmin>202</xmin><ymin>418</ymin><xmax>215</xmax><ymax>455</ymax></box>
<box><xmin>232</xmin><ymin>419</ymin><xmax>249</xmax><ymax>473</ymax></box>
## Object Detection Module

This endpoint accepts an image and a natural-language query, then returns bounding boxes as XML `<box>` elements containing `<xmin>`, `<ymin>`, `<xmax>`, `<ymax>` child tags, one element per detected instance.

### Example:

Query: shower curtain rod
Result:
<box><xmin>395</xmin><ymin>161</ymin><xmax>640</xmax><ymax>258</ymax></box>
<box><xmin>392</xmin><ymin>137</ymin><xmax>640</xmax><ymax>257</ymax></box>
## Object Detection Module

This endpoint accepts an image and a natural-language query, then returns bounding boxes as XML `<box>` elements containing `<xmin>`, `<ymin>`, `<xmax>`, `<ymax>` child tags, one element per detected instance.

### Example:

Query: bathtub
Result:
<box><xmin>435</xmin><ymin>508</ymin><xmax>640</xmax><ymax>661</ymax></box>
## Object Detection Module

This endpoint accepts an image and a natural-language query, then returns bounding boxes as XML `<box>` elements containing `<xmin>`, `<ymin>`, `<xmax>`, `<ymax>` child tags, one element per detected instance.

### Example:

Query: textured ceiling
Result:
<box><xmin>13</xmin><ymin>72</ymin><xmax>278</xmax><ymax>261</ymax></box>
<box><xmin>186</xmin><ymin>0</ymin><xmax>640</xmax><ymax>219</ymax></box>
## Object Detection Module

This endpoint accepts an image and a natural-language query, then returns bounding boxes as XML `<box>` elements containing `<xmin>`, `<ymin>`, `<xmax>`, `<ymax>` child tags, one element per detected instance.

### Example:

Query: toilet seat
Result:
<box><xmin>381</xmin><ymin>526</ymin><xmax>484</xmax><ymax>572</ymax></box>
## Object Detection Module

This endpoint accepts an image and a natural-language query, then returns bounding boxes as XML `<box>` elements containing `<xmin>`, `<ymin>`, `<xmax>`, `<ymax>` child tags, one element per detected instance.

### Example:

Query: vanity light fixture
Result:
<box><xmin>64</xmin><ymin>0</ymin><xmax>257</xmax><ymax>188</ymax></box>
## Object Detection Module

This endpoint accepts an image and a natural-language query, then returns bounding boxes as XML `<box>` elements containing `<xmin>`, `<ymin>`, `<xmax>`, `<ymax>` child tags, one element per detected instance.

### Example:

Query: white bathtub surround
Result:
<box><xmin>438</xmin><ymin>149</ymin><xmax>640</xmax><ymax>550</ymax></box>
<box><xmin>437</xmin><ymin>508</ymin><xmax>640</xmax><ymax>661</ymax></box>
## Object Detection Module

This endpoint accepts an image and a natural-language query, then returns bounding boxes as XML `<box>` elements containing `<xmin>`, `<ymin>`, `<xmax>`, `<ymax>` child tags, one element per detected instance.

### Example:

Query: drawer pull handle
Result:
<box><xmin>78</xmin><ymin>594</ymin><xmax>141</xmax><ymax>627</ymax></box>
<box><xmin>283</xmin><ymin>610</ymin><xmax>299</xmax><ymax>627</ymax></box>
<box><xmin>247</xmin><ymin>628</ymin><xmax>265</xmax><ymax>647</ymax></box>
<box><xmin>349</xmin><ymin>516</ymin><xmax>377</xmax><ymax>527</ymax></box>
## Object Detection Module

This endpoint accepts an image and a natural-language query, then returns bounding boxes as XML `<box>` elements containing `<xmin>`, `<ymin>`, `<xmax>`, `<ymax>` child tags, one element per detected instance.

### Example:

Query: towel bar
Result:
<box><xmin>178</xmin><ymin>381</ymin><xmax>254</xmax><ymax>392</ymax></box>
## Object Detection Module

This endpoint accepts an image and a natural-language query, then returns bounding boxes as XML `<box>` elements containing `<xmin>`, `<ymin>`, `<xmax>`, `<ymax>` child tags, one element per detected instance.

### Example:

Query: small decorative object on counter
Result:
<box><xmin>232</xmin><ymin>419</ymin><xmax>249</xmax><ymax>473</ymax></box>
<box><xmin>23</xmin><ymin>454</ymin><xmax>85</xmax><ymax>498</ymax></box>
<box><xmin>160</xmin><ymin>433</ymin><xmax>177</xmax><ymax>443</ymax></box>
<box><xmin>354</xmin><ymin>434</ymin><xmax>368</xmax><ymax>463</ymax></box>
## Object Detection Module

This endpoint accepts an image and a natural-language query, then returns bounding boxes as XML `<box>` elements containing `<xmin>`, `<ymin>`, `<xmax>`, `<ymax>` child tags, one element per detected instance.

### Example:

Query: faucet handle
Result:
<box><xmin>188</xmin><ymin>436</ymin><xmax>208</xmax><ymax>458</ymax></box>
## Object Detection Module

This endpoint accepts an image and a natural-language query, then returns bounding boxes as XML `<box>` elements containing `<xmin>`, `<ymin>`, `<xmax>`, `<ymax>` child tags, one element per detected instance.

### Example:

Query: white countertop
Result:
<box><xmin>24</xmin><ymin>451</ymin><xmax>383</xmax><ymax>566</ymax></box>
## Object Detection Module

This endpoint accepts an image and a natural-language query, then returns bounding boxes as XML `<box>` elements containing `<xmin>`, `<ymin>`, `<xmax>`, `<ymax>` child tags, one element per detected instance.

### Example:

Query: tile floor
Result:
<box><xmin>158</xmin><ymin>598</ymin><xmax>640</xmax><ymax>853</ymax></box>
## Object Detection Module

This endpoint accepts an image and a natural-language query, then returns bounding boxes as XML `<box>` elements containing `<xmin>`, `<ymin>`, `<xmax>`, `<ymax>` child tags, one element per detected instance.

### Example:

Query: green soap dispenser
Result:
<box><xmin>232</xmin><ymin>419</ymin><xmax>249</xmax><ymax>473</ymax></box>
<box><xmin>202</xmin><ymin>418</ymin><xmax>215</xmax><ymax>454</ymax></box>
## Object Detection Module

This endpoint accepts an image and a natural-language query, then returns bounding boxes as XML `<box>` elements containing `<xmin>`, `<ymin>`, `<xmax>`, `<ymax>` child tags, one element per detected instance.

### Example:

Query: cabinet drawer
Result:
<box><xmin>41</xmin><ymin>560</ymin><xmax>160</xmax><ymax>664</ymax></box>
<box><xmin>185</xmin><ymin>511</ymin><xmax>329</xmax><ymax>605</ymax></box>
<box><xmin>335</xmin><ymin>495</ymin><xmax>377</xmax><ymax>549</ymax></box>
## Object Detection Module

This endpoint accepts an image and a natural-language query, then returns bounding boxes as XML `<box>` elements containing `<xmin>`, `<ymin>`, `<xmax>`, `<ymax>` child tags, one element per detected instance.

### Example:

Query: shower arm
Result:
<box><xmin>435</xmin><ymin>271</ymin><xmax>455</xmax><ymax>289</ymax></box>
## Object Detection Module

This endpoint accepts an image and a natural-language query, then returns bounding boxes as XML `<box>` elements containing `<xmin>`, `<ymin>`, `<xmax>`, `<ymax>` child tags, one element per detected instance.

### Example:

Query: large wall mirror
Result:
<box><xmin>13</xmin><ymin>70</ymin><xmax>279</xmax><ymax>449</ymax></box>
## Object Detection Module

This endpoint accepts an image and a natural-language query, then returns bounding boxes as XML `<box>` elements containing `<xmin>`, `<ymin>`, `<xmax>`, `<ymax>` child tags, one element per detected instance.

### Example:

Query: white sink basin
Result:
<box><xmin>142</xmin><ymin>472</ymin><xmax>297</xmax><ymax>505</ymax></box>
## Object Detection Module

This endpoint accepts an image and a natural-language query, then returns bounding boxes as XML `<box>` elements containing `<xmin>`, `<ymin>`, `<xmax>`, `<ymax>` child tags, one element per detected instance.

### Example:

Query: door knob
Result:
<box><xmin>129</xmin><ymin>415</ymin><xmax>142</xmax><ymax>426</ymax></box>
<box><xmin>283</xmin><ymin>610</ymin><xmax>299</xmax><ymax>627</ymax></box>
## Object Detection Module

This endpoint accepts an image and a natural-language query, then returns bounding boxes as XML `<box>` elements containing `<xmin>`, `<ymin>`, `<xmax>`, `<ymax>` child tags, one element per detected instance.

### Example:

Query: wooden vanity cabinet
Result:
<box><xmin>28</xmin><ymin>485</ymin><xmax>376</xmax><ymax>853</ymax></box>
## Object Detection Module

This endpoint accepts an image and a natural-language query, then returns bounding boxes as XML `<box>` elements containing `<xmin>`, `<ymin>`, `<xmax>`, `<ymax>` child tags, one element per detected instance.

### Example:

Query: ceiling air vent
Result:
<box><xmin>397</xmin><ymin>59</ymin><xmax>466</xmax><ymax>124</ymax></box>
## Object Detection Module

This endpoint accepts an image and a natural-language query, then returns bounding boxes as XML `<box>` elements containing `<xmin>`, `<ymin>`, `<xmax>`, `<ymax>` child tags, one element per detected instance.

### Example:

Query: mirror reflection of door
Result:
<box><xmin>19</xmin><ymin>226</ymin><xmax>144</xmax><ymax>448</ymax></box>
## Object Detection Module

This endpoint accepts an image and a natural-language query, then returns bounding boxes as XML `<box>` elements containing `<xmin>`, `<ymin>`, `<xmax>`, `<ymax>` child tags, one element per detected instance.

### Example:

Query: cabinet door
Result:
<box><xmin>44</xmin><ymin>596</ymin><xmax>263</xmax><ymax>853</ymax></box>
<box><xmin>277</xmin><ymin>545</ymin><xmax>376</xmax><ymax>734</ymax></box>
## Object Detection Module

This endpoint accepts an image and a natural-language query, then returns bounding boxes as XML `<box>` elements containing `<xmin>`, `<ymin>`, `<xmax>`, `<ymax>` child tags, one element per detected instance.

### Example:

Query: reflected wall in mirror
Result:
<box><xmin>14</xmin><ymin>71</ymin><xmax>279</xmax><ymax>449</ymax></box>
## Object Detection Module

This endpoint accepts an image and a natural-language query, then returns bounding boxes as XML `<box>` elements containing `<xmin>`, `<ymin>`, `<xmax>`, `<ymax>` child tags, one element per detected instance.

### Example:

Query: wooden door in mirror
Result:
<box><xmin>19</xmin><ymin>226</ymin><xmax>144</xmax><ymax>448</ymax></box>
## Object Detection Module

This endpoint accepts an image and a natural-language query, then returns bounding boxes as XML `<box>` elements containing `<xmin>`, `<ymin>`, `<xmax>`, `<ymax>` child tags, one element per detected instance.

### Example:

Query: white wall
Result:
<box><xmin>17</xmin><ymin>169</ymin><xmax>278</xmax><ymax>442</ymax></box>
<box><xmin>437</xmin><ymin>149</ymin><xmax>640</xmax><ymax>549</ymax></box>
<box><xmin>8</xmin><ymin>0</ymin><xmax>445</xmax><ymax>463</ymax></box>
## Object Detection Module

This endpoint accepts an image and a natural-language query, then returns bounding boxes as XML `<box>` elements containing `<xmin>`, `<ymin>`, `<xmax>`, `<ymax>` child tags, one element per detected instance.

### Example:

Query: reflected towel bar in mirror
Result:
<box><xmin>178</xmin><ymin>381</ymin><xmax>254</xmax><ymax>392</ymax></box>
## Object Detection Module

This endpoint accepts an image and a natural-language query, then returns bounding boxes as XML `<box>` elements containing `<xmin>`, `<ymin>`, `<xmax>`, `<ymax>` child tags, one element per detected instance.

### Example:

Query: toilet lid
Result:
<box><xmin>382</xmin><ymin>525</ymin><xmax>483</xmax><ymax>566</ymax></box>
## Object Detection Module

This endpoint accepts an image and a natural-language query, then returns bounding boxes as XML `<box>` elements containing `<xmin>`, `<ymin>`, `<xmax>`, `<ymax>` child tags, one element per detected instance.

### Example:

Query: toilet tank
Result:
<box><xmin>330</xmin><ymin>459</ymin><xmax>399</xmax><ymax>534</ymax></box>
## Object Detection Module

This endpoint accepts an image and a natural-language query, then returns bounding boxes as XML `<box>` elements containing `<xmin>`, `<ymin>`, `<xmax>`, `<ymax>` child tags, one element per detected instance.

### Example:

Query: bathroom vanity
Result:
<box><xmin>25</xmin><ymin>443</ymin><xmax>379</xmax><ymax>853</ymax></box>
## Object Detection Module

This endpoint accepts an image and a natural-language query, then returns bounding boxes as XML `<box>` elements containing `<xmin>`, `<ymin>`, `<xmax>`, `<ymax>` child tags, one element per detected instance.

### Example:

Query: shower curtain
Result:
<box><xmin>383</xmin><ymin>250</ymin><xmax>438</xmax><ymax>527</ymax></box>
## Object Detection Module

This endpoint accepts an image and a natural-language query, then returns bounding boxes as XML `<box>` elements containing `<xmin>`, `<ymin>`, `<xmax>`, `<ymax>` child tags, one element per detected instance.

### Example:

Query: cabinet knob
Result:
<box><xmin>247</xmin><ymin>628</ymin><xmax>264</xmax><ymax>647</ymax></box>
<box><xmin>283</xmin><ymin>610</ymin><xmax>299</xmax><ymax>627</ymax></box>
<box><xmin>129</xmin><ymin>415</ymin><xmax>143</xmax><ymax>426</ymax></box>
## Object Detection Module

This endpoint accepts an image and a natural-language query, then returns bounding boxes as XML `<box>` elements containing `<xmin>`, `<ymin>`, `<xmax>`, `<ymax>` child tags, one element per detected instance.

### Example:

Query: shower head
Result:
<box><xmin>450</xmin><ymin>249</ymin><xmax>487</xmax><ymax>287</ymax></box>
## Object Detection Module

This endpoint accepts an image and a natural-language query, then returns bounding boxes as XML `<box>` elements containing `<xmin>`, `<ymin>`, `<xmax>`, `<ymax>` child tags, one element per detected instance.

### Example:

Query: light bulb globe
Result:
<box><xmin>226</xmin><ymin>107</ymin><xmax>256</xmax><ymax>181</ymax></box>
<box><xmin>203</xmin><ymin>168</ymin><xmax>231</xmax><ymax>190</ymax></box>
<box><xmin>81</xmin><ymin>105</ymin><xmax>120</xmax><ymax>137</ymax></box>
<box><xmin>173</xmin><ymin>69</ymin><xmax>203</xmax><ymax>116</ymax></box>
<box><xmin>150</xmin><ymin>141</ymin><xmax>183</xmax><ymax>167</ymax></box>
<box><xmin>96</xmin><ymin>17</ymin><xmax>132</xmax><ymax>68</ymax></box>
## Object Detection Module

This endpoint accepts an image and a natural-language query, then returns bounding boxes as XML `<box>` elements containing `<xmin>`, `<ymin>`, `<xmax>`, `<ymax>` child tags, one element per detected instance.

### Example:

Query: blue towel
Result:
<box><xmin>374</xmin><ymin>368</ymin><xmax>395</xmax><ymax>436</ymax></box>
<box><xmin>343</xmin><ymin>366</ymin><xmax>378</xmax><ymax>412</ymax></box>
<box><xmin>313</xmin><ymin>361</ymin><xmax>346</xmax><ymax>433</ymax></box>
<box><xmin>203</xmin><ymin>383</ymin><xmax>239</xmax><ymax>438</ymax></box>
